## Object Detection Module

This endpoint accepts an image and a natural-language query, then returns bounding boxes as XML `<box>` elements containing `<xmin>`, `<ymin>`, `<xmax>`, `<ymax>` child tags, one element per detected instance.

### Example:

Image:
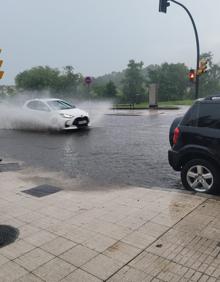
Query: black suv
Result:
<box><xmin>169</xmin><ymin>95</ymin><xmax>220</xmax><ymax>193</ymax></box>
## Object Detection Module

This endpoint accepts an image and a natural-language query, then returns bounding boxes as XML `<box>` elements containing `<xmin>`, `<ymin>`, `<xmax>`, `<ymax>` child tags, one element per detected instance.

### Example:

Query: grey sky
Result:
<box><xmin>1</xmin><ymin>0</ymin><xmax>220</xmax><ymax>84</ymax></box>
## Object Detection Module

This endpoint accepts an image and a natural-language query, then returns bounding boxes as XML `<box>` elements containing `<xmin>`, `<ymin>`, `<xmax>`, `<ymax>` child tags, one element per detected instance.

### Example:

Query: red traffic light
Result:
<box><xmin>189</xmin><ymin>69</ymin><xmax>196</xmax><ymax>81</ymax></box>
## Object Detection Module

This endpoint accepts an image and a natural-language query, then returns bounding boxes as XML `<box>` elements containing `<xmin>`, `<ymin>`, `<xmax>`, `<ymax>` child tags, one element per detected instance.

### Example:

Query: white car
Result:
<box><xmin>23</xmin><ymin>98</ymin><xmax>90</xmax><ymax>130</ymax></box>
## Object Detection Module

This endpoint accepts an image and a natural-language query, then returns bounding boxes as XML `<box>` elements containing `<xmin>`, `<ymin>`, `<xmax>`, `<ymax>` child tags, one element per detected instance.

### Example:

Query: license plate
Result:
<box><xmin>78</xmin><ymin>120</ymin><xmax>87</xmax><ymax>125</ymax></box>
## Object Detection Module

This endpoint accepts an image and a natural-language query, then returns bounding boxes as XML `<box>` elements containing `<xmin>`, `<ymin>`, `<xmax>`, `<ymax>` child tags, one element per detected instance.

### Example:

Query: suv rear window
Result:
<box><xmin>197</xmin><ymin>103</ymin><xmax>220</xmax><ymax>129</ymax></box>
<box><xmin>181</xmin><ymin>103</ymin><xmax>198</xmax><ymax>127</ymax></box>
<box><xmin>181</xmin><ymin>102</ymin><xmax>220</xmax><ymax>129</ymax></box>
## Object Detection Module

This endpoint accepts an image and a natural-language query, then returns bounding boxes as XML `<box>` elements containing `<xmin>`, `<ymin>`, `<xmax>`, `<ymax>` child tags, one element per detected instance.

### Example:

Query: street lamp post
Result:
<box><xmin>159</xmin><ymin>0</ymin><xmax>200</xmax><ymax>99</ymax></box>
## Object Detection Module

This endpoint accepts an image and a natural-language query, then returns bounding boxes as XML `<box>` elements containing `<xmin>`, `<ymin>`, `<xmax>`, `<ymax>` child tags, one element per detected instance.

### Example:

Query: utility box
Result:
<box><xmin>149</xmin><ymin>84</ymin><xmax>158</xmax><ymax>108</ymax></box>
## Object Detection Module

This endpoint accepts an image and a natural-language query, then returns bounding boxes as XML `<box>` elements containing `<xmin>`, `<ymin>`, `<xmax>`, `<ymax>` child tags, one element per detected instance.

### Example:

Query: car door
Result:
<box><xmin>25</xmin><ymin>101</ymin><xmax>51</xmax><ymax>127</ymax></box>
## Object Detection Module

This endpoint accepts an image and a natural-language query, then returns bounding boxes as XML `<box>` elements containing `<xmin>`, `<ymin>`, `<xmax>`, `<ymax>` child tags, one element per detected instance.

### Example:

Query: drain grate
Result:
<box><xmin>22</xmin><ymin>184</ymin><xmax>62</xmax><ymax>198</ymax></box>
<box><xmin>0</xmin><ymin>225</ymin><xmax>19</xmax><ymax>248</ymax></box>
<box><xmin>0</xmin><ymin>163</ymin><xmax>21</xmax><ymax>172</ymax></box>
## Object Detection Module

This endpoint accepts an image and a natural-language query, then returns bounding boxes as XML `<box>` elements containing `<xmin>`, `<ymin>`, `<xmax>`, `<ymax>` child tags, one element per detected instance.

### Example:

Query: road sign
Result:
<box><xmin>84</xmin><ymin>76</ymin><xmax>92</xmax><ymax>85</ymax></box>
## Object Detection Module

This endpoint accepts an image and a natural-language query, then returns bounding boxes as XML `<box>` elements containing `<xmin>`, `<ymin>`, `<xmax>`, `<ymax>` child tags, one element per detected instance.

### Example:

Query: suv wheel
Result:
<box><xmin>181</xmin><ymin>159</ymin><xmax>219</xmax><ymax>193</ymax></box>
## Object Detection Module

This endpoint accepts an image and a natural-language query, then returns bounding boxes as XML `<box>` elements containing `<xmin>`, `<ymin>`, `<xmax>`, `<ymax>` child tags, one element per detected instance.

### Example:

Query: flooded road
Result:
<box><xmin>0</xmin><ymin>105</ymin><xmax>188</xmax><ymax>190</ymax></box>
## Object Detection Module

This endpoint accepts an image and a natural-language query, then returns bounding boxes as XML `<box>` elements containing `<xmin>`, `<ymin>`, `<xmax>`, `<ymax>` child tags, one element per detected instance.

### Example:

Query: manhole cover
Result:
<box><xmin>0</xmin><ymin>225</ymin><xmax>19</xmax><ymax>248</ymax></box>
<box><xmin>0</xmin><ymin>163</ymin><xmax>21</xmax><ymax>172</ymax></box>
<box><xmin>22</xmin><ymin>184</ymin><xmax>62</xmax><ymax>198</ymax></box>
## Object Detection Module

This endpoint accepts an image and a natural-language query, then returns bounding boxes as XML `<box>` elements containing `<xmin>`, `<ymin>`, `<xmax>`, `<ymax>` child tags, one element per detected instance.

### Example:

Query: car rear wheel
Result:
<box><xmin>181</xmin><ymin>159</ymin><xmax>219</xmax><ymax>193</ymax></box>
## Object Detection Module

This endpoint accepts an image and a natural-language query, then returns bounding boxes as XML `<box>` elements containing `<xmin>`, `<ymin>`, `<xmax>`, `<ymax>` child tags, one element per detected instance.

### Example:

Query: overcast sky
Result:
<box><xmin>1</xmin><ymin>0</ymin><xmax>220</xmax><ymax>84</ymax></box>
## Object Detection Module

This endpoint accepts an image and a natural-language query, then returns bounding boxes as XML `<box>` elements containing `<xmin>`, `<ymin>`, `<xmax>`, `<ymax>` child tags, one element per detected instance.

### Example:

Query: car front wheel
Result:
<box><xmin>181</xmin><ymin>159</ymin><xmax>219</xmax><ymax>193</ymax></box>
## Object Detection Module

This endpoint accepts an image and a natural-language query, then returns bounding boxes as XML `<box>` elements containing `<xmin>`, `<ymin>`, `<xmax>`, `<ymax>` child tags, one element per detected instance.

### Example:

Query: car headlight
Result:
<box><xmin>60</xmin><ymin>113</ymin><xmax>74</xmax><ymax>118</ymax></box>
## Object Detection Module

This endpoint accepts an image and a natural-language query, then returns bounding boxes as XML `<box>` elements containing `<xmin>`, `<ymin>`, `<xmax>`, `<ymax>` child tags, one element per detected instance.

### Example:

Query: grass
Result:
<box><xmin>114</xmin><ymin>100</ymin><xmax>194</xmax><ymax>109</ymax></box>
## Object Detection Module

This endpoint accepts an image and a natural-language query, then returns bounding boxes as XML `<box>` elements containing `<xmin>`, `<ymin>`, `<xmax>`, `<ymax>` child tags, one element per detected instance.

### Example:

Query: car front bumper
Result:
<box><xmin>63</xmin><ymin>116</ymin><xmax>90</xmax><ymax>129</ymax></box>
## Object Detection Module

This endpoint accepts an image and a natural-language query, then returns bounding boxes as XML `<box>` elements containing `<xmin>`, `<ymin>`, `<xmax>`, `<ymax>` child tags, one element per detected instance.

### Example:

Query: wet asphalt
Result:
<box><xmin>0</xmin><ymin>105</ymin><xmax>188</xmax><ymax>190</ymax></box>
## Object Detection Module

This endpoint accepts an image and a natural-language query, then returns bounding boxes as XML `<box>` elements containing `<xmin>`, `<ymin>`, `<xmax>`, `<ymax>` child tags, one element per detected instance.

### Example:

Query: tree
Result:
<box><xmin>121</xmin><ymin>60</ymin><xmax>146</xmax><ymax>103</ymax></box>
<box><xmin>148</xmin><ymin>63</ymin><xmax>188</xmax><ymax>101</ymax></box>
<box><xmin>15</xmin><ymin>66</ymin><xmax>60</xmax><ymax>91</ymax></box>
<box><xmin>199</xmin><ymin>52</ymin><xmax>220</xmax><ymax>97</ymax></box>
<box><xmin>15</xmin><ymin>65</ymin><xmax>82</xmax><ymax>96</ymax></box>
<box><xmin>103</xmin><ymin>81</ymin><xmax>117</xmax><ymax>98</ymax></box>
<box><xmin>56</xmin><ymin>66</ymin><xmax>83</xmax><ymax>94</ymax></box>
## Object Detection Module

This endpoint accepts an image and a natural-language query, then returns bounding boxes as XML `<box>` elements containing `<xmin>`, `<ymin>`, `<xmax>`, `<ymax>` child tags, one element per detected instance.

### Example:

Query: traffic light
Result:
<box><xmin>159</xmin><ymin>0</ymin><xmax>170</xmax><ymax>13</ymax></box>
<box><xmin>189</xmin><ymin>69</ymin><xmax>196</xmax><ymax>82</ymax></box>
<box><xmin>0</xmin><ymin>49</ymin><xmax>4</xmax><ymax>79</ymax></box>
<box><xmin>199</xmin><ymin>59</ymin><xmax>208</xmax><ymax>74</ymax></box>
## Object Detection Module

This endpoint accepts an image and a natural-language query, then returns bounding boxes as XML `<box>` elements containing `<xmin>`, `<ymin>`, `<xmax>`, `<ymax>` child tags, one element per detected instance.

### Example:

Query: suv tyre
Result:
<box><xmin>181</xmin><ymin>159</ymin><xmax>219</xmax><ymax>193</ymax></box>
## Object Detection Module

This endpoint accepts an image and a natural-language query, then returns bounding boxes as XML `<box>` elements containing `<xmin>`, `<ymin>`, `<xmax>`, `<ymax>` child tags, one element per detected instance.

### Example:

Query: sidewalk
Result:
<box><xmin>0</xmin><ymin>166</ymin><xmax>220</xmax><ymax>282</ymax></box>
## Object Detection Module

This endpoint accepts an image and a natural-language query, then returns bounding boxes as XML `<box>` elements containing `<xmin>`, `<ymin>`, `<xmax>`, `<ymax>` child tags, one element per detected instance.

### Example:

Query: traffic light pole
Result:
<box><xmin>169</xmin><ymin>0</ymin><xmax>200</xmax><ymax>99</ymax></box>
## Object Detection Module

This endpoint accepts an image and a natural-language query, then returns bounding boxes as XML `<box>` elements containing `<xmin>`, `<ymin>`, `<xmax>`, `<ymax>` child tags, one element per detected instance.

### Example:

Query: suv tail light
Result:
<box><xmin>173</xmin><ymin>127</ymin><xmax>180</xmax><ymax>145</ymax></box>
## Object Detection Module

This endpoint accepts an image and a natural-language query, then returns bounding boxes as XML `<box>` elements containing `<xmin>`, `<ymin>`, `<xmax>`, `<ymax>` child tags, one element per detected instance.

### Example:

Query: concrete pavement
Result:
<box><xmin>0</xmin><ymin>164</ymin><xmax>220</xmax><ymax>282</ymax></box>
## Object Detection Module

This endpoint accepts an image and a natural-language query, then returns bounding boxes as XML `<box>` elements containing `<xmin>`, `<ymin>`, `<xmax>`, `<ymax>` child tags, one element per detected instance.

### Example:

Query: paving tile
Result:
<box><xmin>137</xmin><ymin>221</ymin><xmax>169</xmax><ymax>238</ymax></box>
<box><xmin>117</xmin><ymin>215</ymin><xmax>148</xmax><ymax>230</ymax></box>
<box><xmin>15</xmin><ymin>273</ymin><xmax>44</xmax><ymax>282</ymax></box>
<box><xmin>18</xmin><ymin>224</ymin><xmax>41</xmax><ymax>239</ymax></box>
<box><xmin>16</xmin><ymin>211</ymin><xmax>45</xmax><ymax>224</ymax></box>
<box><xmin>15</xmin><ymin>248</ymin><xmax>54</xmax><ymax>271</ymax></box>
<box><xmin>0</xmin><ymin>239</ymin><xmax>35</xmax><ymax>259</ymax></box>
<box><xmin>32</xmin><ymin>216</ymin><xmax>61</xmax><ymax>230</ymax></box>
<box><xmin>63</xmin><ymin>226</ymin><xmax>97</xmax><ymax>244</ymax></box>
<box><xmin>25</xmin><ymin>230</ymin><xmax>57</xmax><ymax>247</ymax></box>
<box><xmin>121</xmin><ymin>231</ymin><xmax>155</xmax><ymax>249</ymax></box>
<box><xmin>83</xmin><ymin>233</ymin><xmax>117</xmax><ymax>252</ymax></box>
<box><xmin>0</xmin><ymin>254</ymin><xmax>9</xmax><ymax>266</ymax></box>
<box><xmin>82</xmin><ymin>253</ymin><xmax>123</xmax><ymax>280</ymax></box>
<box><xmin>60</xmin><ymin>245</ymin><xmax>98</xmax><ymax>267</ymax></box>
<box><xmin>61</xmin><ymin>268</ymin><xmax>102</xmax><ymax>282</ymax></box>
<box><xmin>103</xmin><ymin>241</ymin><xmax>141</xmax><ymax>263</ymax></box>
<box><xmin>107</xmin><ymin>265</ymin><xmax>152</xmax><ymax>282</ymax></box>
<box><xmin>101</xmin><ymin>224</ymin><xmax>133</xmax><ymax>240</ymax></box>
<box><xmin>151</xmin><ymin>213</ymin><xmax>182</xmax><ymax>227</ymax></box>
<box><xmin>40</xmin><ymin>236</ymin><xmax>76</xmax><ymax>256</ymax></box>
<box><xmin>0</xmin><ymin>261</ymin><xmax>28</xmax><ymax>282</ymax></box>
<box><xmin>39</xmin><ymin>206</ymin><xmax>73</xmax><ymax>220</ymax></box>
<box><xmin>129</xmin><ymin>251</ymin><xmax>170</xmax><ymax>277</ymax></box>
<box><xmin>33</xmin><ymin>257</ymin><xmax>76</xmax><ymax>282</ymax></box>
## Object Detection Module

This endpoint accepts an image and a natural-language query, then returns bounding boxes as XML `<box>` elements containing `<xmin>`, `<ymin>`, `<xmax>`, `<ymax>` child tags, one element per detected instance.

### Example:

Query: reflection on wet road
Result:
<box><xmin>0</xmin><ymin>106</ymin><xmax>188</xmax><ymax>190</ymax></box>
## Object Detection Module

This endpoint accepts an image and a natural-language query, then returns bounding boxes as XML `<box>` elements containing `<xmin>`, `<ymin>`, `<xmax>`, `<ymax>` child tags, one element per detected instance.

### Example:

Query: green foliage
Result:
<box><xmin>15</xmin><ymin>66</ymin><xmax>60</xmax><ymax>91</ymax></box>
<box><xmin>121</xmin><ymin>60</ymin><xmax>146</xmax><ymax>103</ymax></box>
<box><xmin>103</xmin><ymin>81</ymin><xmax>117</xmax><ymax>98</ymax></box>
<box><xmin>15</xmin><ymin>66</ymin><xmax>82</xmax><ymax>96</ymax></box>
<box><xmin>198</xmin><ymin>52</ymin><xmax>220</xmax><ymax>97</ymax></box>
<box><xmin>14</xmin><ymin>52</ymin><xmax>220</xmax><ymax>101</ymax></box>
<box><xmin>148</xmin><ymin>63</ymin><xmax>189</xmax><ymax>101</ymax></box>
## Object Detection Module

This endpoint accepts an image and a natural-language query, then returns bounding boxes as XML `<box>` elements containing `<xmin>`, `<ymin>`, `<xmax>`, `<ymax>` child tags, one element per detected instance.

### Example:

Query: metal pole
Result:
<box><xmin>169</xmin><ymin>0</ymin><xmax>200</xmax><ymax>99</ymax></box>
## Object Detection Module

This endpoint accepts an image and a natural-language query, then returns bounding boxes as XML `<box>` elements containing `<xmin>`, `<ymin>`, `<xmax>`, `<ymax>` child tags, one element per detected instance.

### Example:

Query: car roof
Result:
<box><xmin>25</xmin><ymin>98</ymin><xmax>63</xmax><ymax>103</ymax></box>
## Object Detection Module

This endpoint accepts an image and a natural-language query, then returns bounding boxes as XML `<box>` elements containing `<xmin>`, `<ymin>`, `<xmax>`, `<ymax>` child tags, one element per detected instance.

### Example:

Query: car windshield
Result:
<box><xmin>47</xmin><ymin>100</ymin><xmax>75</xmax><ymax>110</ymax></box>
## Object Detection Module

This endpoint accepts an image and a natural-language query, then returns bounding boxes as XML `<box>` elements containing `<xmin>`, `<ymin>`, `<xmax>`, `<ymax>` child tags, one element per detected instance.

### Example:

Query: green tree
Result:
<box><xmin>199</xmin><ymin>52</ymin><xmax>220</xmax><ymax>97</ymax></box>
<box><xmin>122</xmin><ymin>60</ymin><xmax>146</xmax><ymax>103</ymax></box>
<box><xmin>56</xmin><ymin>66</ymin><xmax>83</xmax><ymax>94</ymax></box>
<box><xmin>148</xmin><ymin>63</ymin><xmax>188</xmax><ymax>101</ymax></box>
<box><xmin>15</xmin><ymin>65</ymin><xmax>83</xmax><ymax>96</ymax></box>
<box><xmin>15</xmin><ymin>66</ymin><xmax>60</xmax><ymax>91</ymax></box>
<box><xmin>103</xmin><ymin>81</ymin><xmax>117</xmax><ymax>98</ymax></box>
